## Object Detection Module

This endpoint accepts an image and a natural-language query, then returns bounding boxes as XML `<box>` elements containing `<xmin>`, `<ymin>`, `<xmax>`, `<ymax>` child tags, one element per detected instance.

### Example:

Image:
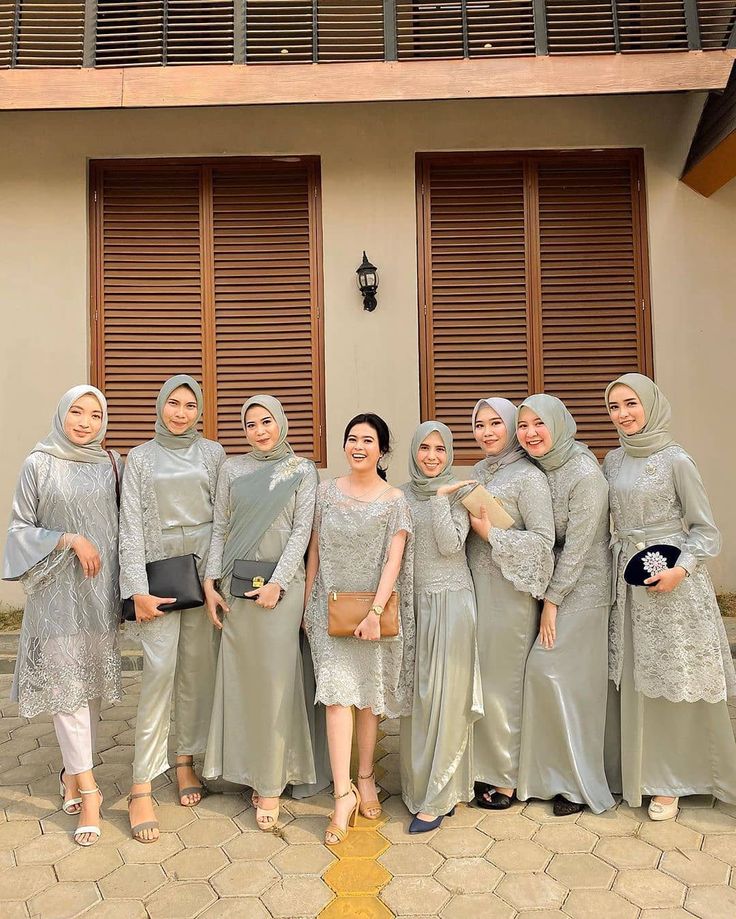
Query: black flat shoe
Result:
<box><xmin>553</xmin><ymin>795</ymin><xmax>584</xmax><ymax>817</ymax></box>
<box><xmin>475</xmin><ymin>790</ymin><xmax>516</xmax><ymax>811</ymax></box>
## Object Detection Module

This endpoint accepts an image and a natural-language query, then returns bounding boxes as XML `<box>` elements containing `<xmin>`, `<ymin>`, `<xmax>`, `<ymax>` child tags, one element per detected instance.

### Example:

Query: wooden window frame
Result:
<box><xmin>416</xmin><ymin>148</ymin><xmax>654</xmax><ymax>463</ymax></box>
<box><xmin>88</xmin><ymin>155</ymin><xmax>327</xmax><ymax>465</ymax></box>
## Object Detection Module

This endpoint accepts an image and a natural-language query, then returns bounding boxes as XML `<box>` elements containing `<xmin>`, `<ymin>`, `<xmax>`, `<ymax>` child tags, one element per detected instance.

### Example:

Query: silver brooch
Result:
<box><xmin>642</xmin><ymin>550</ymin><xmax>669</xmax><ymax>577</ymax></box>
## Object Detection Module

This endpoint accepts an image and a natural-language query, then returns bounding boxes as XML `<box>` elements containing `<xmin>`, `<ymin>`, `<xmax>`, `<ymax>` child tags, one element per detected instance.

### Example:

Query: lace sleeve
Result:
<box><xmin>389</xmin><ymin>493</ymin><xmax>414</xmax><ymax>539</ymax></box>
<box><xmin>488</xmin><ymin>472</ymin><xmax>555</xmax><ymax>600</ymax></box>
<box><xmin>672</xmin><ymin>452</ymin><xmax>721</xmax><ymax>575</ymax></box>
<box><xmin>118</xmin><ymin>450</ymin><xmax>149</xmax><ymax>599</ymax></box>
<box><xmin>430</xmin><ymin>495</ymin><xmax>469</xmax><ymax>557</ymax></box>
<box><xmin>545</xmin><ymin>470</ymin><xmax>608</xmax><ymax>607</ymax></box>
<box><xmin>204</xmin><ymin>461</ymin><xmax>233</xmax><ymax>582</ymax></box>
<box><xmin>271</xmin><ymin>464</ymin><xmax>319</xmax><ymax>591</ymax></box>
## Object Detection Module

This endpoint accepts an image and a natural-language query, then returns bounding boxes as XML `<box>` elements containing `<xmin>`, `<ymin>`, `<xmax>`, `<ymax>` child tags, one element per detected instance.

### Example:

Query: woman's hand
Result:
<box><xmin>644</xmin><ymin>566</ymin><xmax>688</xmax><ymax>594</ymax></box>
<box><xmin>245</xmin><ymin>581</ymin><xmax>282</xmax><ymax>610</ymax></box>
<box><xmin>469</xmin><ymin>505</ymin><xmax>491</xmax><ymax>542</ymax></box>
<box><xmin>436</xmin><ymin>479</ymin><xmax>476</xmax><ymax>497</ymax></box>
<box><xmin>204</xmin><ymin>579</ymin><xmax>230</xmax><ymax>630</ymax></box>
<box><xmin>539</xmin><ymin>600</ymin><xmax>558</xmax><ymax>649</ymax></box>
<box><xmin>70</xmin><ymin>535</ymin><xmax>102</xmax><ymax>578</ymax></box>
<box><xmin>355</xmin><ymin>611</ymin><xmax>381</xmax><ymax>641</ymax></box>
<box><xmin>132</xmin><ymin>594</ymin><xmax>174</xmax><ymax>622</ymax></box>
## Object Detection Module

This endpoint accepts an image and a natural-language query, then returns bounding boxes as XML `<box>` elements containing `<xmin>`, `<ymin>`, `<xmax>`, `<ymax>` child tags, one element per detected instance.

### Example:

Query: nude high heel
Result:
<box><xmin>325</xmin><ymin>783</ymin><xmax>361</xmax><ymax>846</ymax></box>
<box><xmin>357</xmin><ymin>770</ymin><xmax>382</xmax><ymax>820</ymax></box>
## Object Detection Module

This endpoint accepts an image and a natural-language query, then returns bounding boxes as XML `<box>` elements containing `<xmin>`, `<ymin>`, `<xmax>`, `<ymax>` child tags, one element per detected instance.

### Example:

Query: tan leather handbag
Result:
<box><xmin>327</xmin><ymin>590</ymin><xmax>400</xmax><ymax>638</ymax></box>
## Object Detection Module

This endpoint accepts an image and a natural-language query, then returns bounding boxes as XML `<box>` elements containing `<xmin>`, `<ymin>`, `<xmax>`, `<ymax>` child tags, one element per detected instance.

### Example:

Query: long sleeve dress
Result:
<box><xmin>4</xmin><ymin>451</ymin><xmax>122</xmax><ymax>718</ymax></box>
<box><xmin>203</xmin><ymin>453</ymin><xmax>318</xmax><ymax>795</ymax></box>
<box><xmin>399</xmin><ymin>491</ymin><xmax>483</xmax><ymax>817</ymax></box>
<box><xmin>603</xmin><ymin>445</ymin><xmax>736</xmax><ymax>806</ymax></box>
<box><xmin>466</xmin><ymin>457</ymin><xmax>555</xmax><ymax>791</ymax></box>
<box><xmin>517</xmin><ymin>453</ymin><xmax>615</xmax><ymax>813</ymax></box>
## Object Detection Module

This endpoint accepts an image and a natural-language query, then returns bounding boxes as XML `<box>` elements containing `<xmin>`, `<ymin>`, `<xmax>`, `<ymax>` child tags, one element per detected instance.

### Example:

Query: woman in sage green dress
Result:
<box><xmin>399</xmin><ymin>422</ymin><xmax>483</xmax><ymax>832</ymax></box>
<box><xmin>466</xmin><ymin>397</ymin><xmax>555</xmax><ymax>810</ymax></box>
<box><xmin>515</xmin><ymin>394</ymin><xmax>614</xmax><ymax>815</ymax></box>
<box><xmin>604</xmin><ymin>373</ymin><xmax>736</xmax><ymax>820</ymax></box>
<box><xmin>203</xmin><ymin>395</ymin><xmax>317</xmax><ymax>830</ymax></box>
<box><xmin>120</xmin><ymin>375</ymin><xmax>224</xmax><ymax>843</ymax></box>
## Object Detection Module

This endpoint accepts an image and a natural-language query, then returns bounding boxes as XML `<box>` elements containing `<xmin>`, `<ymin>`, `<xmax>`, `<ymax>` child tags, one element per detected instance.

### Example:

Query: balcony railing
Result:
<box><xmin>1</xmin><ymin>1</ymin><xmax>734</xmax><ymax>70</ymax></box>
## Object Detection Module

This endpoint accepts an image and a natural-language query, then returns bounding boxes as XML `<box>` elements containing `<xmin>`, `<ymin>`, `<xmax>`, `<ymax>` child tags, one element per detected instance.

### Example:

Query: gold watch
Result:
<box><xmin>369</xmin><ymin>604</ymin><xmax>384</xmax><ymax>617</ymax></box>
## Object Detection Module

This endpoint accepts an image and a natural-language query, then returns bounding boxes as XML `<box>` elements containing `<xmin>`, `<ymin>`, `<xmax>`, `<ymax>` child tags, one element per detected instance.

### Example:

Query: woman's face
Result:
<box><xmin>344</xmin><ymin>423</ymin><xmax>381</xmax><ymax>473</ymax></box>
<box><xmin>517</xmin><ymin>406</ymin><xmax>554</xmax><ymax>457</ymax></box>
<box><xmin>63</xmin><ymin>393</ymin><xmax>104</xmax><ymax>445</ymax></box>
<box><xmin>607</xmin><ymin>384</ymin><xmax>646</xmax><ymax>435</ymax></box>
<box><xmin>416</xmin><ymin>430</ymin><xmax>448</xmax><ymax>478</ymax></box>
<box><xmin>244</xmin><ymin>406</ymin><xmax>280</xmax><ymax>452</ymax></box>
<box><xmin>162</xmin><ymin>385</ymin><xmax>199</xmax><ymax>435</ymax></box>
<box><xmin>474</xmin><ymin>405</ymin><xmax>508</xmax><ymax>456</ymax></box>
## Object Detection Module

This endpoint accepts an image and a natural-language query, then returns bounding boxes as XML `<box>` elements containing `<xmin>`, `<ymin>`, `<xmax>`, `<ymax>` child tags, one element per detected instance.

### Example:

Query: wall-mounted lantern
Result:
<box><xmin>356</xmin><ymin>251</ymin><xmax>379</xmax><ymax>312</ymax></box>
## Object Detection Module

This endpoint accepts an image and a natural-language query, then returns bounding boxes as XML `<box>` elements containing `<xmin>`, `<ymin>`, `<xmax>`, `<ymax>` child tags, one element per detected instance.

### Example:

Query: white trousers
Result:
<box><xmin>53</xmin><ymin>698</ymin><xmax>102</xmax><ymax>775</ymax></box>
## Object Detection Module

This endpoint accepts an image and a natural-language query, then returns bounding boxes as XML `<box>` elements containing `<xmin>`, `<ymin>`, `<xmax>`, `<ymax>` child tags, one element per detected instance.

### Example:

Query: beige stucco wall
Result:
<box><xmin>1</xmin><ymin>93</ymin><xmax>735</xmax><ymax>604</ymax></box>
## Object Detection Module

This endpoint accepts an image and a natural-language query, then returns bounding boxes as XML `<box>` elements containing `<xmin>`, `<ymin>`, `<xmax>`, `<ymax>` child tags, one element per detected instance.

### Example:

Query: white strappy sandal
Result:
<box><xmin>73</xmin><ymin>786</ymin><xmax>103</xmax><ymax>847</ymax></box>
<box><xmin>59</xmin><ymin>768</ymin><xmax>82</xmax><ymax>815</ymax></box>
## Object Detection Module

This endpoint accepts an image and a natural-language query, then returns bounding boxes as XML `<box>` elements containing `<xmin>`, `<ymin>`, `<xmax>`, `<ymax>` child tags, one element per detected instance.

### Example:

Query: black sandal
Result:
<box><xmin>553</xmin><ymin>795</ymin><xmax>584</xmax><ymax>817</ymax></box>
<box><xmin>475</xmin><ymin>789</ymin><xmax>516</xmax><ymax>811</ymax></box>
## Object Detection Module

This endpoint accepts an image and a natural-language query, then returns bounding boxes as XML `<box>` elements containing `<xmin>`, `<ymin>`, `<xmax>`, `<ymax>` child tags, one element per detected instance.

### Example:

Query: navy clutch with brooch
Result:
<box><xmin>624</xmin><ymin>544</ymin><xmax>682</xmax><ymax>586</ymax></box>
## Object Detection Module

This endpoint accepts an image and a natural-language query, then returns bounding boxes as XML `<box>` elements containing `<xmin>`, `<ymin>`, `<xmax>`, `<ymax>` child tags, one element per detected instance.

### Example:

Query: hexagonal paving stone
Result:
<box><xmin>0</xmin><ymin>763</ymin><xmax>50</xmax><ymax>786</ymax></box>
<box><xmin>379</xmin><ymin>843</ymin><xmax>443</xmax><ymax>876</ymax></box>
<box><xmin>594</xmin><ymin>835</ymin><xmax>661</xmax><ymax>869</ymax></box>
<box><xmin>194</xmin><ymin>793</ymin><xmax>248</xmax><ymax>820</ymax></box>
<box><xmin>153</xmin><ymin>804</ymin><xmax>196</xmax><ymax>834</ymax></box>
<box><xmin>486</xmin><ymin>838</ymin><xmax>551</xmax><ymax>873</ymax></box>
<box><xmin>521</xmin><ymin>799</ymin><xmax>563</xmax><ymax>823</ymax></box>
<box><xmin>199</xmin><ymin>900</ymin><xmax>271</xmax><ymax>919</ymax></box>
<box><xmin>430</xmin><ymin>827</ymin><xmax>490</xmax><ymax>858</ymax></box>
<box><xmin>269</xmin><ymin>814</ymin><xmax>323</xmax><ymax>845</ymax></box>
<box><xmin>321</xmin><ymin>897</ymin><xmax>393</xmax><ymax>919</ymax></box>
<box><xmin>443</xmin><ymin>805</ymin><xmax>485</xmax><ymax>828</ymax></box>
<box><xmin>676</xmin><ymin>808</ymin><xmax>736</xmax><ymax>834</ymax></box>
<box><xmin>381</xmin><ymin>876</ymin><xmax>451</xmax><ymax>916</ymax></box>
<box><xmin>547</xmin><ymin>853</ymin><xmax>616</xmax><ymax>889</ymax></box>
<box><xmin>270</xmin><ymin>843</ymin><xmax>335</xmax><ymax>875</ymax></box>
<box><xmin>440</xmin><ymin>893</ymin><xmax>515</xmax><ymax>919</ymax></box>
<box><xmin>262</xmin><ymin>876</ymin><xmax>334</xmax><ymax>917</ymax></box>
<box><xmin>0</xmin><ymin>819</ymin><xmax>41</xmax><ymax>851</ymax></box>
<box><xmin>81</xmin><ymin>900</ymin><xmax>148</xmax><ymax>918</ymax></box>
<box><xmin>435</xmin><ymin>857</ymin><xmax>502</xmax><ymax>895</ymax></box>
<box><xmin>637</xmin><ymin>819</ymin><xmax>703</xmax><ymax>850</ymax></box>
<box><xmin>613</xmin><ymin>868</ymin><xmax>686</xmax><ymax>909</ymax></box>
<box><xmin>223</xmin><ymin>831</ymin><xmax>286</xmax><ymax>861</ymax></box>
<box><xmin>15</xmin><ymin>831</ymin><xmax>77</xmax><ymax>865</ymax></box>
<box><xmin>118</xmin><ymin>833</ymin><xmax>183</xmax><ymax>864</ymax></box>
<box><xmin>638</xmin><ymin>910</ymin><xmax>694</xmax><ymax>919</ymax></box>
<box><xmin>477</xmin><ymin>812</ymin><xmax>538</xmax><ymax>840</ymax></box>
<box><xmin>56</xmin><ymin>845</ymin><xmax>123</xmax><ymax>881</ymax></box>
<box><xmin>5</xmin><ymin>793</ymin><xmax>60</xmax><ymax>822</ymax></box>
<box><xmin>145</xmin><ymin>881</ymin><xmax>218</xmax><ymax>919</ymax></box>
<box><xmin>660</xmin><ymin>848</ymin><xmax>730</xmax><ymax>886</ymax></box>
<box><xmin>164</xmin><ymin>846</ymin><xmax>228</xmax><ymax>880</ymax></box>
<box><xmin>0</xmin><ymin>864</ymin><xmax>55</xmax><ymax>900</ymax></box>
<box><xmin>703</xmin><ymin>833</ymin><xmax>736</xmax><ymax>866</ymax></box>
<box><xmin>177</xmin><ymin>816</ymin><xmax>239</xmax><ymax>847</ymax></box>
<box><xmin>27</xmin><ymin>881</ymin><xmax>100</xmax><ymax>919</ymax></box>
<box><xmin>685</xmin><ymin>884</ymin><xmax>736</xmax><ymax>919</ymax></box>
<box><xmin>534</xmin><ymin>823</ymin><xmax>598</xmax><ymax>853</ymax></box>
<box><xmin>211</xmin><ymin>860</ymin><xmax>279</xmax><ymax>897</ymax></box>
<box><xmin>494</xmin><ymin>872</ymin><xmax>566</xmax><ymax>911</ymax></box>
<box><xmin>98</xmin><ymin>864</ymin><xmax>166</xmax><ymax>899</ymax></box>
<box><xmin>578</xmin><ymin>808</ymin><xmax>639</xmax><ymax>837</ymax></box>
<box><xmin>324</xmin><ymin>858</ymin><xmax>391</xmax><ymax>896</ymax></box>
<box><xmin>562</xmin><ymin>889</ymin><xmax>639</xmax><ymax>919</ymax></box>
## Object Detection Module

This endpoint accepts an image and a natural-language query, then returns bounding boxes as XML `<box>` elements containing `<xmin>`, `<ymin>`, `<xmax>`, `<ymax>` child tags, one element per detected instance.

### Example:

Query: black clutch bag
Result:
<box><xmin>624</xmin><ymin>544</ymin><xmax>682</xmax><ymax>586</ymax></box>
<box><xmin>230</xmin><ymin>559</ymin><xmax>277</xmax><ymax>599</ymax></box>
<box><xmin>122</xmin><ymin>554</ymin><xmax>205</xmax><ymax>621</ymax></box>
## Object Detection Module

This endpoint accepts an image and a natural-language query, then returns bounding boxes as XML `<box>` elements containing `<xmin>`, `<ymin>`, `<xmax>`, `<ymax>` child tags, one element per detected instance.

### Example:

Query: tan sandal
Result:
<box><xmin>357</xmin><ymin>770</ymin><xmax>382</xmax><ymax>820</ymax></box>
<box><xmin>325</xmin><ymin>783</ymin><xmax>361</xmax><ymax>846</ymax></box>
<box><xmin>127</xmin><ymin>791</ymin><xmax>160</xmax><ymax>844</ymax></box>
<box><xmin>174</xmin><ymin>760</ymin><xmax>204</xmax><ymax>807</ymax></box>
<box><xmin>256</xmin><ymin>799</ymin><xmax>280</xmax><ymax>832</ymax></box>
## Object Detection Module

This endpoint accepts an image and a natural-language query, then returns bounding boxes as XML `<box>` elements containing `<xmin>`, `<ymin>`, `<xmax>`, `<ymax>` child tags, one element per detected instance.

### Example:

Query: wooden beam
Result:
<box><xmin>681</xmin><ymin>129</ymin><xmax>736</xmax><ymax>196</ymax></box>
<box><xmin>1</xmin><ymin>52</ymin><xmax>734</xmax><ymax>112</ymax></box>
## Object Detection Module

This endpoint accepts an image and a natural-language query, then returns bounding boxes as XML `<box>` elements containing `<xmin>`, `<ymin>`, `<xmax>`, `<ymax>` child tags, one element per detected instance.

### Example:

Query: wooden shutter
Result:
<box><xmin>418</xmin><ymin>151</ymin><xmax>652</xmax><ymax>462</ymax></box>
<box><xmin>90</xmin><ymin>159</ymin><xmax>325</xmax><ymax>463</ymax></box>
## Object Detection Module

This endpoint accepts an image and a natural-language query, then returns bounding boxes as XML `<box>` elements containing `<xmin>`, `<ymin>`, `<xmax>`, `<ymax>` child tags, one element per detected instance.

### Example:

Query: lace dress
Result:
<box><xmin>399</xmin><ymin>491</ymin><xmax>483</xmax><ymax>817</ymax></box>
<box><xmin>603</xmin><ymin>445</ymin><xmax>736</xmax><ymax>806</ymax></box>
<box><xmin>466</xmin><ymin>457</ymin><xmax>555</xmax><ymax>789</ymax></box>
<box><xmin>4</xmin><ymin>452</ymin><xmax>122</xmax><ymax>718</ymax></box>
<box><xmin>517</xmin><ymin>453</ymin><xmax>615</xmax><ymax>813</ymax></box>
<box><xmin>305</xmin><ymin>481</ymin><xmax>415</xmax><ymax>719</ymax></box>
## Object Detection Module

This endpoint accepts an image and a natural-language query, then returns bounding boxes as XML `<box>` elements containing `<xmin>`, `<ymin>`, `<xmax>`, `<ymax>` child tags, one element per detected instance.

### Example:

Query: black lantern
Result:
<box><xmin>356</xmin><ymin>251</ymin><xmax>379</xmax><ymax>312</ymax></box>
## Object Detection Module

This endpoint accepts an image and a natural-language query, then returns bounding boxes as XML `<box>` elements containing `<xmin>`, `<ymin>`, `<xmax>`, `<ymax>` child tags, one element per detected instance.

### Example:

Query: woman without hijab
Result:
<box><xmin>3</xmin><ymin>385</ymin><xmax>122</xmax><ymax>845</ymax></box>
<box><xmin>603</xmin><ymin>373</ymin><xmax>736</xmax><ymax>819</ymax></box>
<box><xmin>515</xmin><ymin>394</ymin><xmax>614</xmax><ymax>815</ymax></box>
<box><xmin>119</xmin><ymin>374</ymin><xmax>225</xmax><ymax>843</ymax></box>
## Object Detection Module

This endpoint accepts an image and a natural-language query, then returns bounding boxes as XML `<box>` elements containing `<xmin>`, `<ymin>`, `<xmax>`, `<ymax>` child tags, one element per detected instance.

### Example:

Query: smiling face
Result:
<box><xmin>63</xmin><ymin>393</ymin><xmax>104</xmax><ymax>445</ymax></box>
<box><xmin>517</xmin><ymin>406</ymin><xmax>554</xmax><ymax>457</ymax></box>
<box><xmin>607</xmin><ymin>383</ymin><xmax>647</xmax><ymax>435</ymax></box>
<box><xmin>474</xmin><ymin>405</ymin><xmax>509</xmax><ymax>456</ymax></box>
<box><xmin>244</xmin><ymin>405</ymin><xmax>281</xmax><ymax>452</ymax></box>
<box><xmin>416</xmin><ymin>430</ymin><xmax>448</xmax><ymax>478</ymax></box>
<box><xmin>161</xmin><ymin>385</ymin><xmax>199</xmax><ymax>436</ymax></box>
<box><xmin>344</xmin><ymin>422</ymin><xmax>381</xmax><ymax>473</ymax></box>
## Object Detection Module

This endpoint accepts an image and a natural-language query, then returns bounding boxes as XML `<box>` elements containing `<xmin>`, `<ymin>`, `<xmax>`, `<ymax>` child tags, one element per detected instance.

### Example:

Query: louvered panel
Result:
<box><xmin>696</xmin><ymin>1</ymin><xmax>736</xmax><ymax>48</ymax></box>
<box><xmin>212</xmin><ymin>163</ymin><xmax>321</xmax><ymax>459</ymax></box>
<box><xmin>245</xmin><ymin>0</ymin><xmax>314</xmax><ymax>62</ymax></box>
<box><xmin>12</xmin><ymin>0</ymin><xmax>84</xmax><ymax>67</ymax></box>
<box><xmin>96</xmin><ymin>0</ymin><xmax>164</xmax><ymax>67</ymax></box>
<box><xmin>167</xmin><ymin>0</ymin><xmax>234</xmax><ymax>63</ymax></box>
<box><xmin>397</xmin><ymin>1</ymin><xmax>464</xmax><ymax>58</ymax></box>
<box><xmin>0</xmin><ymin>2</ymin><xmax>14</xmax><ymax>68</ymax></box>
<box><xmin>424</xmin><ymin>160</ymin><xmax>530</xmax><ymax>459</ymax></box>
<box><xmin>97</xmin><ymin>167</ymin><xmax>204</xmax><ymax>452</ymax></box>
<box><xmin>467</xmin><ymin>1</ymin><xmax>535</xmax><ymax>58</ymax></box>
<box><xmin>537</xmin><ymin>160</ymin><xmax>641</xmax><ymax>455</ymax></box>
<box><xmin>317</xmin><ymin>0</ymin><xmax>384</xmax><ymax>61</ymax></box>
<box><xmin>617</xmin><ymin>1</ymin><xmax>689</xmax><ymax>51</ymax></box>
<box><xmin>546</xmin><ymin>1</ymin><xmax>617</xmax><ymax>54</ymax></box>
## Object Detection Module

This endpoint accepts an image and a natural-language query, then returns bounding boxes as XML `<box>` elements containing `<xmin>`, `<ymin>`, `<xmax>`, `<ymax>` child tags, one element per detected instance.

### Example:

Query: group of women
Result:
<box><xmin>3</xmin><ymin>371</ymin><xmax>736</xmax><ymax>849</ymax></box>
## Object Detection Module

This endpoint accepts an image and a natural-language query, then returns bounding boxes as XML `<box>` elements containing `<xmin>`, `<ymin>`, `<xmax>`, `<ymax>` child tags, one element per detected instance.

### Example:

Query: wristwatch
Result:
<box><xmin>369</xmin><ymin>604</ymin><xmax>384</xmax><ymax>617</ymax></box>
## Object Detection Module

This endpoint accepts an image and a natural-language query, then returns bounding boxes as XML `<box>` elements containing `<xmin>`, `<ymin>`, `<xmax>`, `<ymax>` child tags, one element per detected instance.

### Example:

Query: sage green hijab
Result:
<box><xmin>154</xmin><ymin>374</ymin><xmax>203</xmax><ymax>450</ymax></box>
<box><xmin>32</xmin><ymin>385</ymin><xmax>109</xmax><ymax>464</ymax></box>
<box><xmin>518</xmin><ymin>394</ymin><xmax>597</xmax><ymax>472</ymax></box>
<box><xmin>605</xmin><ymin>373</ymin><xmax>675</xmax><ymax>458</ymax></box>
<box><xmin>472</xmin><ymin>397</ymin><xmax>525</xmax><ymax>471</ymax></box>
<box><xmin>408</xmin><ymin>421</ymin><xmax>457</xmax><ymax>501</ymax></box>
<box><xmin>241</xmin><ymin>394</ymin><xmax>293</xmax><ymax>462</ymax></box>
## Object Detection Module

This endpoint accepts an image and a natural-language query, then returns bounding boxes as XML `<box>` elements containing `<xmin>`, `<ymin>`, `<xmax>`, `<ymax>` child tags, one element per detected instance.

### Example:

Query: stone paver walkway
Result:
<box><xmin>1</xmin><ymin>669</ymin><xmax>736</xmax><ymax>918</ymax></box>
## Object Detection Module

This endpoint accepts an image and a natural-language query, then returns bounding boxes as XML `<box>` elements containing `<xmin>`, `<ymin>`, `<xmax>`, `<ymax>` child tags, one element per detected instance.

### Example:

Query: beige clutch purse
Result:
<box><xmin>460</xmin><ymin>484</ymin><xmax>514</xmax><ymax>530</ymax></box>
<box><xmin>327</xmin><ymin>590</ymin><xmax>400</xmax><ymax>638</ymax></box>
